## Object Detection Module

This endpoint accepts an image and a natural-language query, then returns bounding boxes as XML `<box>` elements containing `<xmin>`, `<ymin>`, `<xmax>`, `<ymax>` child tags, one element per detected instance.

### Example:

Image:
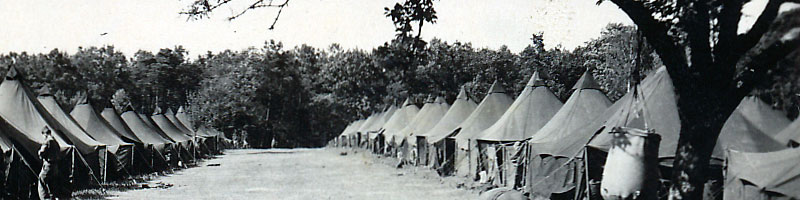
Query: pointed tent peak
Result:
<box><xmin>526</xmin><ymin>71</ymin><xmax>546</xmax><ymax>87</ymax></box>
<box><xmin>122</xmin><ymin>104</ymin><xmax>135</xmax><ymax>113</ymax></box>
<box><xmin>76</xmin><ymin>93</ymin><xmax>89</xmax><ymax>105</ymax></box>
<box><xmin>37</xmin><ymin>85</ymin><xmax>53</xmax><ymax>96</ymax></box>
<box><xmin>402</xmin><ymin>97</ymin><xmax>415</xmax><ymax>107</ymax></box>
<box><xmin>177</xmin><ymin>106</ymin><xmax>186</xmax><ymax>113</ymax></box>
<box><xmin>572</xmin><ymin>70</ymin><xmax>602</xmax><ymax>90</ymax></box>
<box><xmin>456</xmin><ymin>86</ymin><xmax>470</xmax><ymax>100</ymax></box>
<box><xmin>424</xmin><ymin>95</ymin><xmax>435</xmax><ymax>103</ymax></box>
<box><xmin>384</xmin><ymin>104</ymin><xmax>398</xmax><ymax>112</ymax></box>
<box><xmin>488</xmin><ymin>80</ymin><xmax>507</xmax><ymax>94</ymax></box>
<box><xmin>5</xmin><ymin>66</ymin><xmax>22</xmax><ymax>80</ymax></box>
<box><xmin>165</xmin><ymin>108</ymin><xmax>175</xmax><ymax>116</ymax></box>
<box><xmin>434</xmin><ymin>96</ymin><xmax>446</xmax><ymax>104</ymax></box>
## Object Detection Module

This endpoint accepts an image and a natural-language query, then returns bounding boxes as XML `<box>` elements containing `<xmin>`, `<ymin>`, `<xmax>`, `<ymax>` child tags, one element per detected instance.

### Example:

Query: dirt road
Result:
<box><xmin>108</xmin><ymin>148</ymin><xmax>479</xmax><ymax>199</ymax></box>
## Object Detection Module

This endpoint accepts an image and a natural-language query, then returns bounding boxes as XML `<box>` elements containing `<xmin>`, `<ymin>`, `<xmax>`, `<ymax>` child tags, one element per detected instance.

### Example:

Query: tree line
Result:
<box><xmin>1</xmin><ymin>23</ymin><xmax>797</xmax><ymax>149</ymax></box>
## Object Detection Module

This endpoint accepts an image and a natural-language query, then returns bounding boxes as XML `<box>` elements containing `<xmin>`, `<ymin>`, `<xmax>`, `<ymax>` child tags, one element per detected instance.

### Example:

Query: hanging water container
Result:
<box><xmin>600</xmin><ymin>127</ymin><xmax>661</xmax><ymax>200</ymax></box>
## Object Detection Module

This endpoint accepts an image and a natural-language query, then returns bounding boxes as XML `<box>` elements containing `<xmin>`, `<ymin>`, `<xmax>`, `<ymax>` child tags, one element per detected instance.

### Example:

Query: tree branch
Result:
<box><xmin>735</xmin><ymin>0</ymin><xmax>785</xmax><ymax>57</ymax></box>
<box><xmin>684</xmin><ymin>0</ymin><xmax>713</xmax><ymax>74</ymax></box>
<box><xmin>710</xmin><ymin>0</ymin><xmax>744</xmax><ymax>88</ymax></box>
<box><xmin>180</xmin><ymin>0</ymin><xmax>290</xmax><ymax>30</ymax></box>
<box><xmin>608</xmin><ymin>0</ymin><xmax>690</xmax><ymax>84</ymax></box>
<box><xmin>733</xmin><ymin>28</ymin><xmax>800</xmax><ymax>99</ymax></box>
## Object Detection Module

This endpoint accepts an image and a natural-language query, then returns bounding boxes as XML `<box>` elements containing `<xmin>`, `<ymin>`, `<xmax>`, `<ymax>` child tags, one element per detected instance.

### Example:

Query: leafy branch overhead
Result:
<box><xmin>181</xmin><ymin>0</ymin><xmax>290</xmax><ymax>30</ymax></box>
<box><xmin>384</xmin><ymin>0</ymin><xmax>438</xmax><ymax>51</ymax></box>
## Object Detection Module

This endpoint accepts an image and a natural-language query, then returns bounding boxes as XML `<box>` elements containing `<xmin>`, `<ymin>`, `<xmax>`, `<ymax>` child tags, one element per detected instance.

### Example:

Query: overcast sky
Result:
<box><xmin>0</xmin><ymin>0</ymin><xmax>793</xmax><ymax>58</ymax></box>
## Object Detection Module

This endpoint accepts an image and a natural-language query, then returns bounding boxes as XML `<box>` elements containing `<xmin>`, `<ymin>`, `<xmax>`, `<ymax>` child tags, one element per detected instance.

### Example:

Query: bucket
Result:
<box><xmin>600</xmin><ymin>127</ymin><xmax>661</xmax><ymax>200</ymax></box>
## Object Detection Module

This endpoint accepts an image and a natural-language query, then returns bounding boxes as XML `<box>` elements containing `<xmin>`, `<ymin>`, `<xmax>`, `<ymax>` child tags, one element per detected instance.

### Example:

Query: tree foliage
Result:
<box><xmin>2</xmin><ymin>19</ymin><xmax>797</xmax><ymax>157</ymax></box>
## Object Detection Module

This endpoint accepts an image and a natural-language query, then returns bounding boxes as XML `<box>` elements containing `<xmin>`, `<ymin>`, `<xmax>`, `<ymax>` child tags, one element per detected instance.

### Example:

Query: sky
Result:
<box><xmin>0</xmin><ymin>0</ymin><xmax>794</xmax><ymax>58</ymax></box>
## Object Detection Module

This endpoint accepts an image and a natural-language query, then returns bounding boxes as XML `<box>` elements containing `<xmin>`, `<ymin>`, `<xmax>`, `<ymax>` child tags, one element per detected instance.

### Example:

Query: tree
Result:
<box><xmin>579</xmin><ymin>24</ymin><xmax>662</xmax><ymax>101</ymax></box>
<box><xmin>385</xmin><ymin>0</ymin><xmax>438</xmax><ymax>51</ymax></box>
<box><xmin>595</xmin><ymin>0</ymin><xmax>800</xmax><ymax>198</ymax></box>
<box><xmin>71</xmin><ymin>45</ymin><xmax>131</xmax><ymax>109</ymax></box>
<box><xmin>111</xmin><ymin>89</ymin><xmax>131</xmax><ymax>111</ymax></box>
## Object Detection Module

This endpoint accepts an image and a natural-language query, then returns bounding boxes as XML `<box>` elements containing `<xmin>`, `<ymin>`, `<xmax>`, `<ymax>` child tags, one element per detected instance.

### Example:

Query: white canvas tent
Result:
<box><xmin>416</xmin><ymin>87</ymin><xmax>477</xmax><ymax>168</ymax></box>
<box><xmin>449</xmin><ymin>81</ymin><xmax>514</xmax><ymax>178</ymax></box>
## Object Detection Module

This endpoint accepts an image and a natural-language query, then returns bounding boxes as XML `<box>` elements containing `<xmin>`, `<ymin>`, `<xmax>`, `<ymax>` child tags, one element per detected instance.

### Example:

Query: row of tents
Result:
<box><xmin>331</xmin><ymin>67</ymin><xmax>800</xmax><ymax>200</ymax></box>
<box><xmin>0</xmin><ymin>66</ymin><xmax>233</xmax><ymax>199</ymax></box>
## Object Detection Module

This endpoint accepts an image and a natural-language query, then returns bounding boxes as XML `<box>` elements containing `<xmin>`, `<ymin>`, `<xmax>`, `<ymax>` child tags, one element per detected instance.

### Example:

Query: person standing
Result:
<box><xmin>38</xmin><ymin>126</ymin><xmax>59</xmax><ymax>200</ymax></box>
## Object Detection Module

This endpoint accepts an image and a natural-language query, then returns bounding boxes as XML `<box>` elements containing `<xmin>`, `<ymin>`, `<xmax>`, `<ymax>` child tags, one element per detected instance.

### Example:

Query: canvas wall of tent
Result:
<box><xmin>332</xmin><ymin>66</ymin><xmax>800</xmax><ymax>200</ymax></box>
<box><xmin>449</xmin><ymin>81</ymin><xmax>514</xmax><ymax>179</ymax></box>
<box><xmin>379</xmin><ymin>98</ymin><xmax>420</xmax><ymax>155</ymax></box>
<box><xmin>777</xmin><ymin>118</ymin><xmax>800</xmax><ymax>147</ymax></box>
<box><xmin>368</xmin><ymin>105</ymin><xmax>397</xmax><ymax>153</ymax></box>
<box><xmin>514</xmin><ymin>70</ymin><xmax>612</xmax><ymax>195</ymax></box>
<box><xmin>724</xmin><ymin>148</ymin><xmax>800</xmax><ymax>200</ymax></box>
<box><xmin>416</xmin><ymin>87</ymin><xmax>478</xmax><ymax>167</ymax></box>
<box><xmin>397</xmin><ymin>96</ymin><xmax>450</xmax><ymax>163</ymax></box>
<box><xmin>472</xmin><ymin>72</ymin><xmax>563</xmax><ymax>185</ymax></box>
<box><xmin>152</xmin><ymin>107</ymin><xmax>197</xmax><ymax>162</ymax></box>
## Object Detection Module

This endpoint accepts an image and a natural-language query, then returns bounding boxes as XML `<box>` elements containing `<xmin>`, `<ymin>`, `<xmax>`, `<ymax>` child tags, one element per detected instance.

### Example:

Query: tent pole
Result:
<box><xmin>74</xmin><ymin>150</ymin><xmax>103</xmax><ymax>188</ymax></box>
<box><xmin>103</xmin><ymin>150</ymin><xmax>107</xmax><ymax>183</ymax></box>
<box><xmin>583</xmin><ymin>148</ymin><xmax>592</xmax><ymax>200</ymax></box>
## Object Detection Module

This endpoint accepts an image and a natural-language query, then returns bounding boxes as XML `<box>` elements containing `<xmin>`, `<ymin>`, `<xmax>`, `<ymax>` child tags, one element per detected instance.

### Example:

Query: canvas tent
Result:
<box><xmin>523</xmin><ymin>71</ymin><xmax>611</xmax><ymax>197</ymax></box>
<box><xmin>37</xmin><ymin>87</ymin><xmax>111</xmax><ymax>180</ymax></box>
<box><xmin>367</xmin><ymin>106</ymin><xmax>397</xmax><ymax>142</ymax></box>
<box><xmin>152</xmin><ymin>107</ymin><xmax>196</xmax><ymax>162</ymax></box>
<box><xmin>0</xmin><ymin>68</ymin><xmax>74</xmax><ymax>156</ymax></box>
<box><xmin>366</xmin><ymin>106</ymin><xmax>398</xmax><ymax>152</ymax></box>
<box><xmin>101</xmin><ymin>107</ymin><xmax>143</xmax><ymax>144</ymax></box>
<box><xmin>70</xmin><ymin>98</ymin><xmax>136</xmax><ymax>179</ymax></box>
<box><xmin>476</xmin><ymin>72</ymin><xmax>563</xmax><ymax>142</ymax></box>
<box><xmin>380</xmin><ymin>98</ymin><xmax>420</xmax><ymax>153</ymax></box>
<box><xmin>397</xmin><ymin>96</ymin><xmax>450</xmax><ymax>162</ymax></box>
<box><xmin>469</xmin><ymin>73</ymin><xmax>562</xmax><ymax>186</ymax></box>
<box><xmin>358</xmin><ymin>112</ymin><xmax>385</xmax><ymax>135</ymax></box>
<box><xmin>340</xmin><ymin>119</ymin><xmax>365</xmax><ymax>147</ymax></box>
<box><xmin>449</xmin><ymin>81</ymin><xmax>514</xmax><ymax>178</ymax></box>
<box><xmin>151</xmin><ymin>108</ymin><xmax>193</xmax><ymax>145</ymax></box>
<box><xmin>584</xmin><ymin>67</ymin><xmax>681</xmax><ymax>159</ymax></box>
<box><xmin>713</xmin><ymin>96</ymin><xmax>788</xmax><ymax>158</ymax></box>
<box><xmin>100</xmin><ymin>107</ymin><xmax>164</xmax><ymax>173</ymax></box>
<box><xmin>398</xmin><ymin>96</ymin><xmax>450</xmax><ymax>147</ymax></box>
<box><xmin>528</xmin><ymin>70</ymin><xmax>611</xmax><ymax>149</ymax></box>
<box><xmin>175</xmin><ymin>106</ymin><xmax>196</xmax><ymax>132</ymax></box>
<box><xmin>724</xmin><ymin>148</ymin><xmax>800</xmax><ymax>199</ymax></box>
<box><xmin>777</xmin><ymin>118</ymin><xmax>800</xmax><ymax>147</ymax></box>
<box><xmin>120</xmin><ymin>105</ymin><xmax>175</xmax><ymax>169</ymax></box>
<box><xmin>416</xmin><ymin>86</ymin><xmax>478</xmax><ymax>168</ymax></box>
<box><xmin>337</xmin><ymin>121</ymin><xmax>357</xmax><ymax>146</ymax></box>
<box><xmin>166</xmin><ymin>109</ymin><xmax>194</xmax><ymax>137</ymax></box>
<box><xmin>355</xmin><ymin>113</ymin><xmax>381</xmax><ymax>147</ymax></box>
<box><xmin>524</xmin><ymin>67</ymin><xmax>680</xmax><ymax>198</ymax></box>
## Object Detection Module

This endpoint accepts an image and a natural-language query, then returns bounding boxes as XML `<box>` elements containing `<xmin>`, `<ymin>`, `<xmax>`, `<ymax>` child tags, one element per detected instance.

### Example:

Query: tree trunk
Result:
<box><xmin>668</xmin><ymin>83</ymin><xmax>739</xmax><ymax>200</ymax></box>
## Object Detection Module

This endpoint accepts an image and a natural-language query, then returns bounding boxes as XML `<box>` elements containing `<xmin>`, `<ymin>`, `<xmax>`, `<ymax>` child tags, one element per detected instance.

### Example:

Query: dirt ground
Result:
<box><xmin>105</xmin><ymin>148</ymin><xmax>480</xmax><ymax>199</ymax></box>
